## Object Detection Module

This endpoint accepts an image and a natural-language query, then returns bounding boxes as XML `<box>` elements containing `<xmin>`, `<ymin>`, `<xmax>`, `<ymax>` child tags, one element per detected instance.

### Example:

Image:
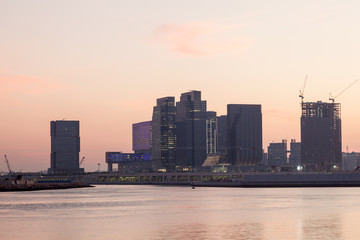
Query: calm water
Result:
<box><xmin>1</xmin><ymin>185</ymin><xmax>360</xmax><ymax>240</ymax></box>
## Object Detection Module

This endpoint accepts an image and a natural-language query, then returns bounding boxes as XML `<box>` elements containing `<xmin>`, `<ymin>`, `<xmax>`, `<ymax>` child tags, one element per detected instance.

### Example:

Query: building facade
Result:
<box><xmin>49</xmin><ymin>120</ymin><xmax>81</xmax><ymax>174</ymax></box>
<box><xmin>289</xmin><ymin>139</ymin><xmax>301</xmax><ymax>167</ymax></box>
<box><xmin>216</xmin><ymin>115</ymin><xmax>227</xmax><ymax>154</ymax></box>
<box><xmin>227</xmin><ymin>104</ymin><xmax>263</xmax><ymax>165</ymax></box>
<box><xmin>132</xmin><ymin>121</ymin><xmax>152</xmax><ymax>154</ymax></box>
<box><xmin>301</xmin><ymin>101</ymin><xmax>342</xmax><ymax>170</ymax></box>
<box><xmin>267</xmin><ymin>140</ymin><xmax>288</xmax><ymax>167</ymax></box>
<box><xmin>176</xmin><ymin>91</ymin><xmax>207</xmax><ymax>169</ymax></box>
<box><xmin>151</xmin><ymin>97</ymin><xmax>176</xmax><ymax>171</ymax></box>
<box><xmin>206</xmin><ymin>111</ymin><xmax>217</xmax><ymax>155</ymax></box>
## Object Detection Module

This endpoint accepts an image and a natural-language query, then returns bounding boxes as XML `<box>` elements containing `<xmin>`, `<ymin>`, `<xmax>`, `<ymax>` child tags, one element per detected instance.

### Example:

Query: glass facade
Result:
<box><xmin>151</xmin><ymin>97</ymin><xmax>176</xmax><ymax>171</ymax></box>
<box><xmin>132</xmin><ymin>121</ymin><xmax>152</xmax><ymax>153</ymax></box>
<box><xmin>176</xmin><ymin>91</ymin><xmax>207</xmax><ymax>168</ymax></box>
<box><xmin>227</xmin><ymin>104</ymin><xmax>263</xmax><ymax>165</ymax></box>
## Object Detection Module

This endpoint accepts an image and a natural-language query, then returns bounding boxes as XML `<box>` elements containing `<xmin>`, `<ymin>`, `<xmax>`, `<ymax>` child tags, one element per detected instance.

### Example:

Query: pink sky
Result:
<box><xmin>1</xmin><ymin>1</ymin><xmax>360</xmax><ymax>172</ymax></box>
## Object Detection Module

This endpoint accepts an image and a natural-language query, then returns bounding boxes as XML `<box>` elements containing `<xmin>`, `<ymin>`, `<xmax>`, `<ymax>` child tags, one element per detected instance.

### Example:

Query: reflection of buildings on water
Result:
<box><xmin>300</xmin><ymin>215</ymin><xmax>342</xmax><ymax>240</ymax></box>
<box><xmin>156</xmin><ymin>223</ymin><xmax>264</xmax><ymax>240</ymax></box>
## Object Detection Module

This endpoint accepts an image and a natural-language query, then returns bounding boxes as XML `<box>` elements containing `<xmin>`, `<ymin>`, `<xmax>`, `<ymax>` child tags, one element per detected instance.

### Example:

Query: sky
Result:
<box><xmin>1</xmin><ymin>0</ymin><xmax>360</xmax><ymax>172</ymax></box>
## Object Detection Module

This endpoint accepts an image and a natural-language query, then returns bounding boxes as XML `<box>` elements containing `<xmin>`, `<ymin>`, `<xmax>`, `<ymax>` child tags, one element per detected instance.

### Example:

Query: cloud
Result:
<box><xmin>0</xmin><ymin>70</ymin><xmax>67</xmax><ymax>101</ymax></box>
<box><xmin>152</xmin><ymin>22</ymin><xmax>250</xmax><ymax>57</ymax></box>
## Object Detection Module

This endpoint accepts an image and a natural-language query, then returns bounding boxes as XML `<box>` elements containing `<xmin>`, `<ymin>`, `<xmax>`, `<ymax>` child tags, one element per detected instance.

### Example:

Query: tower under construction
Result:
<box><xmin>300</xmin><ymin>101</ymin><xmax>341</xmax><ymax>170</ymax></box>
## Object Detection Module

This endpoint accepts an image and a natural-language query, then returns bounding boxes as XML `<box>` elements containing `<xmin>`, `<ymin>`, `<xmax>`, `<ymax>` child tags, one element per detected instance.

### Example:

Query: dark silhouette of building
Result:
<box><xmin>301</xmin><ymin>101</ymin><xmax>342</xmax><ymax>170</ymax></box>
<box><xmin>227</xmin><ymin>104</ymin><xmax>262</xmax><ymax>165</ymax></box>
<box><xmin>132</xmin><ymin>121</ymin><xmax>152</xmax><ymax>154</ymax></box>
<box><xmin>289</xmin><ymin>139</ymin><xmax>301</xmax><ymax>167</ymax></box>
<box><xmin>176</xmin><ymin>91</ymin><xmax>207</xmax><ymax>169</ymax></box>
<box><xmin>151</xmin><ymin>97</ymin><xmax>176</xmax><ymax>171</ymax></box>
<box><xmin>268</xmin><ymin>140</ymin><xmax>288</xmax><ymax>167</ymax></box>
<box><xmin>49</xmin><ymin>120</ymin><xmax>82</xmax><ymax>174</ymax></box>
<box><xmin>216</xmin><ymin>115</ymin><xmax>227</xmax><ymax>154</ymax></box>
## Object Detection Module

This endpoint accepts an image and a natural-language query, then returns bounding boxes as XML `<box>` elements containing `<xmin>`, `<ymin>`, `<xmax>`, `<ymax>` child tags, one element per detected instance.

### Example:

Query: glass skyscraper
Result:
<box><xmin>176</xmin><ymin>91</ymin><xmax>207</xmax><ymax>168</ymax></box>
<box><xmin>151</xmin><ymin>97</ymin><xmax>176</xmax><ymax>171</ymax></box>
<box><xmin>227</xmin><ymin>104</ymin><xmax>263</xmax><ymax>165</ymax></box>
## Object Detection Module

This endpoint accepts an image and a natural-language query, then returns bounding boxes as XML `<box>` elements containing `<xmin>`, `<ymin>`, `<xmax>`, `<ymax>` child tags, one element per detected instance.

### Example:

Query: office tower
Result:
<box><xmin>151</xmin><ymin>97</ymin><xmax>176</xmax><ymax>171</ymax></box>
<box><xmin>132</xmin><ymin>121</ymin><xmax>152</xmax><ymax>154</ymax></box>
<box><xmin>49</xmin><ymin>120</ymin><xmax>81</xmax><ymax>174</ymax></box>
<box><xmin>289</xmin><ymin>139</ymin><xmax>301</xmax><ymax>167</ymax></box>
<box><xmin>268</xmin><ymin>139</ymin><xmax>288</xmax><ymax>167</ymax></box>
<box><xmin>176</xmin><ymin>90</ymin><xmax>207</xmax><ymax>168</ymax></box>
<box><xmin>206</xmin><ymin>111</ymin><xmax>217</xmax><ymax>155</ymax></box>
<box><xmin>301</xmin><ymin>101</ymin><xmax>342</xmax><ymax>170</ymax></box>
<box><xmin>216</xmin><ymin>115</ymin><xmax>227</xmax><ymax>154</ymax></box>
<box><xmin>227</xmin><ymin>104</ymin><xmax>262</xmax><ymax>165</ymax></box>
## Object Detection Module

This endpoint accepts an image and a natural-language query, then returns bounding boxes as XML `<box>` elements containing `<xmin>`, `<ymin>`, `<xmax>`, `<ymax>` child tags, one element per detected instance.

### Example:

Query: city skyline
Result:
<box><xmin>1</xmin><ymin>1</ymin><xmax>360</xmax><ymax>172</ymax></box>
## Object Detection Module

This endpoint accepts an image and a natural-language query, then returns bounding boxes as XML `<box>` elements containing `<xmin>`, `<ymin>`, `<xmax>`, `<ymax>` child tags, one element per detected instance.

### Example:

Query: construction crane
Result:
<box><xmin>80</xmin><ymin>156</ymin><xmax>85</xmax><ymax>167</ymax></box>
<box><xmin>4</xmin><ymin>155</ymin><xmax>13</xmax><ymax>179</ymax></box>
<box><xmin>329</xmin><ymin>79</ymin><xmax>359</xmax><ymax>103</ymax></box>
<box><xmin>299</xmin><ymin>75</ymin><xmax>307</xmax><ymax>103</ymax></box>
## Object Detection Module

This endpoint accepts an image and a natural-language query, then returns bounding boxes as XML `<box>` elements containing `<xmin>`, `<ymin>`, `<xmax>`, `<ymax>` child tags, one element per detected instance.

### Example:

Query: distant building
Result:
<box><xmin>227</xmin><ymin>104</ymin><xmax>263</xmax><ymax>165</ymax></box>
<box><xmin>106</xmin><ymin>152</ymin><xmax>152</xmax><ymax>173</ymax></box>
<box><xmin>49</xmin><ymin>120</ymin><xmax>82</xmax><ymax>174</ymax></box>
<box><xmin>289</xmin><ymin>139</ymin><xmax>301</xmax><ymax>167</ymax></box>
<box><xmin>132</xmin><ymin>121</ymin><xmax>152</xmax><ymax>154</ymax></box>
<box><xmin>176</xmin><ymin>91</ymin><xmax>207</xmax><ymax>169</ymax></box>
<box><xmin>151</xmin><ymin>97</ymin><xmax>176</xmax><ymax>171</ymax></box>
<box><xmin>216</xmin><ymin>115</ymin><xmax>227</xmax><ymax>154</ymax></box>
<box><xmin>301</xmin><ymin>101</ymin><xmax>342</xmax><ymax>170</ymax></box>
<box><xmin>206</xmin><ymin>111</ymin><xmax>217</xmax><ymax>155</ymax></box>
<box><xmin>342</xmin><ymin>152</ymin><xmax>360</xmax><ymax>171</ymax></box>
<box><xmin>268</xmin><ymin>140</ymin><xmax>288</xmax><ymax>167</ymax></box>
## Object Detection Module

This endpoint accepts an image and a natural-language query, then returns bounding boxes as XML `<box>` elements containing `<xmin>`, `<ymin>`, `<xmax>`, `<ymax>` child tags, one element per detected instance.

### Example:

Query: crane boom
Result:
<box><xmin>329</xmin><ymin>79</ymin><xmax>359</xmax><ymax>103</ymax></box>
<box><xmin>299</xmin><ymin>75</ymin><xmax>307</xmax><ymax>103</ymax></box>
<box><xmin>80</xmin><ymin>156</ymin><xmax>85</xmax><ymax>167</ymax></box>
<box><xmin>4</xmin><ymin>155</ymin><xmax>13</xmax><ymax>178</ymax></box>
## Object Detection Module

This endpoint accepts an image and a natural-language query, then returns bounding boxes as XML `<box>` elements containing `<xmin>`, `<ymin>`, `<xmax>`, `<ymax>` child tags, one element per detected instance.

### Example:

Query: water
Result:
<box><xmin>1</xmin><ymin>185</ymin><xmax>360</xmax><ymax>240</ymax></box>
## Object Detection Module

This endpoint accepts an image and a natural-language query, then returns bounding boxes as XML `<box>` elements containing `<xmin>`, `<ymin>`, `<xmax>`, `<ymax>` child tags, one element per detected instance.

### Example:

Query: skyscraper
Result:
<box><xmin>132</xmin><ymin>121</ymin><xmax>152</xmax><ymax>154</ymax></box>
<box><xmin>301</xmin><ymin>101</ymin><xmax>342</xmax><ymax>170</ymax></box>
<box><xmin>176</xmin><ymin>91</ymin><xmax>207</xmax><ymax>168</ymax></box>
<box><xmin>151</xmin><ymin>97</ymin><xmax>176</xmax><ymax>171</ymax></box>
<box><xmin>49</xmin><ymin>120</ymin><xmax>81</xmax><ymax>174</ymax></box>
<box><xmin>227</xmin><ymin>104</ymin><xmax>262</xmax><ymax>165</ymax></box>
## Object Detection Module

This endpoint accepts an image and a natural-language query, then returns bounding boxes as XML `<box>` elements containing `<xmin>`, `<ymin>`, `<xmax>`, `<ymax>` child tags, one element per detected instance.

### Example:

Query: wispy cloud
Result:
<box><xmin>152</xmin><ymin>22</ymin><xmax>250</xmax><ymax>57</ymax></box>
<box><xmin>0</xmin><ymin>70</ymin><xmax>67</xmax><ymax>101</ymax></box>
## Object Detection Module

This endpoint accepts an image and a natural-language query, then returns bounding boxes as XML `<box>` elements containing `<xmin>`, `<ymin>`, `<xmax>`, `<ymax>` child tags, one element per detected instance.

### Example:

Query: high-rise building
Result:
<box><xmin>301</xmin><ymin>101</ymin><xmax>342</xmax><ymax>170</ymax></box>
<box><xmin>227</xmin><ymin>104</ymin><xmax>262</xmax><ymax>165</ymax></box>
<box><xmin>151</xmin><ymin>97</ymin><xmax>176</xmax><ymax>171</ymax></box>
<box><xmin>49</xmin><ymin>120</ymin><xmax>81</xmax><ymax>174</ymax></box>
<box><xmin>268</xmin><ymin>139</ymin><xmax>288</xmax><ymax>167</ymax></box>
<box><xmin>289</xmin><ymin>139</ymin><xmax>301</xmax><ymax>167</ymax></box>
<box><xmin>132</xmin><ymin>121</ymin><xmax>152</xmax><ymax>154</ymax></box>
<box><xmin>206</xmin><ymin>111</ymin><xmax>217</xmax><ymax>155</ymax></box>
<box><xmin>176</xmin><ymin>91</ymin><xmax>207</xmax><ymax>168</ymax></box>
<box><xmin>216</xmin><ymin>115</ymin><xmax>227</xmax><ymax>154</ymax></box>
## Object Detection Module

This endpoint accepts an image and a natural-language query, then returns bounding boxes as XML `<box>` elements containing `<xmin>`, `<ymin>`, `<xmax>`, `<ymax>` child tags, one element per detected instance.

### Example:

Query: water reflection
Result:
<box><xmin>301</xmin><ymin>216</ymin><xmax>342</xmax><ymax>240</ymax></box>
<box><xmin>154</xmin><ymin>223</ymin><xmax>263</xmax><ymax>240</ymax></box>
